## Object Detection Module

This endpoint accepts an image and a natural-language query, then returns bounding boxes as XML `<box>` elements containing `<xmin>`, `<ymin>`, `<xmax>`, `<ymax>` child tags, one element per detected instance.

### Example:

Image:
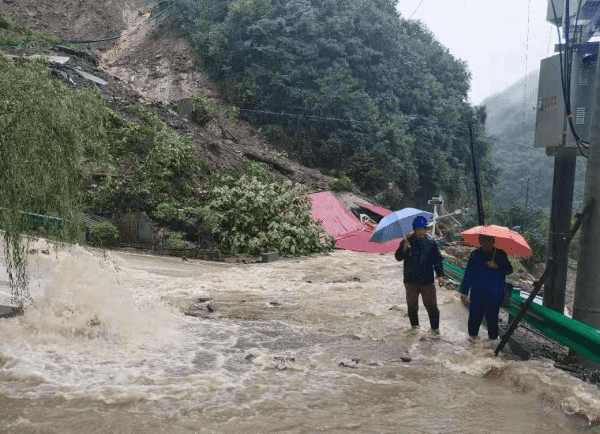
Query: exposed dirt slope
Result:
<box><xmin>0</xmin><ymin>0</ymin><xmax>144</xmax><ymax>41</ymax></box>
<box><xmin>1</xmin><ymin>0</ymin><xmax>339</xmax><ymax>190</ymax></box>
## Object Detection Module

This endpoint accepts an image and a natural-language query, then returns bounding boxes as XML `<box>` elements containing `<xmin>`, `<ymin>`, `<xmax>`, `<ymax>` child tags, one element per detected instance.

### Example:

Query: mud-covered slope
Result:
<box><xmin>1</xmin><ymin>0</ymin><xmax>346</xmax><ymax>191</ymax></box>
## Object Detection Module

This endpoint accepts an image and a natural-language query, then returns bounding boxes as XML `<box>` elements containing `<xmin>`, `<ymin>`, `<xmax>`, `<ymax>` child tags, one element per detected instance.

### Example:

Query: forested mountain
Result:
<box><xmin>481</xmin><ymin>69</ymin><xmax>587</xmax><ymax>210</ymax></box>
<box><xmin>163</xmin><ymin>0</ymin><xmax>499</xmax><ymax>210</ymax></box>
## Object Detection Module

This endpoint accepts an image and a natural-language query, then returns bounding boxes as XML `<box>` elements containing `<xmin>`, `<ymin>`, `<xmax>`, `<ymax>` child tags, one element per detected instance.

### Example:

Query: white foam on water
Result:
<box><xmin>0</xmin><ymin>246</ymin><xmax>599</xmax><ymax>430</ymax></box>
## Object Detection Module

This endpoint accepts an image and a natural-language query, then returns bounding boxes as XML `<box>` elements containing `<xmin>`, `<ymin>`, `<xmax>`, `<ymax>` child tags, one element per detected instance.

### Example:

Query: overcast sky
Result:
<box><xmin>396</xmin><ymin>0</ymin><xmax>560</xmax><ymax>105</ymax></box>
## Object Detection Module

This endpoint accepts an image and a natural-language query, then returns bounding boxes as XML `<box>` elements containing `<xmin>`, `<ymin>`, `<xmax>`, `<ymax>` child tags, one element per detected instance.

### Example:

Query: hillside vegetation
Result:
<box><xmin>481</xmin><ymin>69</ymin><xmax>587</xmax><ymax>210</ymax></box>
<box><xmin>163</xmin><ymin>0</ymin><xmax>499</xmax><ymax>210</ymax></box>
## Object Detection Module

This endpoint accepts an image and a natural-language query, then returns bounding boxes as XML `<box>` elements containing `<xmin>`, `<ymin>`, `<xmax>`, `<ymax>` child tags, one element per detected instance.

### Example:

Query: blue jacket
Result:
<box><xmin>461</xmin><ymin>248</ymin><xmax>513</xmax><ymax>304</ymax></box>
<box><xmin>395</xmin><ymin>237</ymin><xmax>444</xmax><ymax>284</ymax></box>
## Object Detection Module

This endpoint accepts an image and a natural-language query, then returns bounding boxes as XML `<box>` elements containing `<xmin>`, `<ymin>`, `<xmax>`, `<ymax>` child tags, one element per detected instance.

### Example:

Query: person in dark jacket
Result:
<box><xmin>395</xmin><ymin>216</ymin><xmax>445</xmax><ymax>333</ymax></box>
<box><xmin>460</xmin><ymin>234</ymin><xmax>513</xmax><ymax>340</ymax></box>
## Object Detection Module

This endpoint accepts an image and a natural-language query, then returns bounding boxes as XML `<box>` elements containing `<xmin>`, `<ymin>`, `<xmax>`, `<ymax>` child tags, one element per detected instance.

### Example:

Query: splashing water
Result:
<box><xmin>0</xmin><ymin>243</ymin><xmax>599</xmax><ymax>433</ymax></box>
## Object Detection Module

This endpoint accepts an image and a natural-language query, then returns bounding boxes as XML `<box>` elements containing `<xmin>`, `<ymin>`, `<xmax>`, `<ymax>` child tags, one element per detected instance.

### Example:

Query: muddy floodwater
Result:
<box><xmin>1</xmin><ymin>241</ymin><xmax>599</xmax><ymax>433</ymax></box>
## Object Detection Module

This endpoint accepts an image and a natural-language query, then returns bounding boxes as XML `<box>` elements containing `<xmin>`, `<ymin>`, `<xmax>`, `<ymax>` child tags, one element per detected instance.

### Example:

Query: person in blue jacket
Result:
<box><xmin>395</xmin><ymin>216</ymin><xmax>445</xmax><ymax>333</ymax></box>
<box><xmin>460</xmin><ymin>234</ymin><xmax>513</xmax><ymax>340</ymax></box>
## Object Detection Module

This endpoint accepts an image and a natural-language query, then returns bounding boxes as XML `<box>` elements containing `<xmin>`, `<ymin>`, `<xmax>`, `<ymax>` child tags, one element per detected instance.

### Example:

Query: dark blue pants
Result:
<box><xmin>468</xmin><ymin>297</ymin><xmax>502</xmax><ymax>339</ymax></box>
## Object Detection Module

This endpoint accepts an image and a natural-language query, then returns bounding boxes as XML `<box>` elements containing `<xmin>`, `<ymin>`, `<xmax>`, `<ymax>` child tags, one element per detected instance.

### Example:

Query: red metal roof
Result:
<box><xmin>310</xmin><ymin>192</ymin><xmax>400</xmax><ymax>254</ymax></box>
<box><xmin>310</xmin><ymin>192</ymin><xmax>365</xmax><ymax>238</ymax></box>
<box><xmin>356</xmin><ymin>202</ymin><xmax>392</xmax><ymax>217</ymax></box>
<box><xmin>335</xmin><ymin>229</ymin><xmax>400</xmax><ymax>253</ymax></box>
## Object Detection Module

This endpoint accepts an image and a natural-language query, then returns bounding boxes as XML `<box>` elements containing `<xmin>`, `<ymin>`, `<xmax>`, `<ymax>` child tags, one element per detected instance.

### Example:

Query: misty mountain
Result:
<box><xmin>481</xmin><ymin>68</ymin><xmax>587</xmax><ymax>210</ymax></box>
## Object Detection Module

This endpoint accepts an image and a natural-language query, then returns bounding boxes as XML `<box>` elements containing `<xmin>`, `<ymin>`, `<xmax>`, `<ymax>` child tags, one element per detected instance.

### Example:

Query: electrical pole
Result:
<box><xmin>539</xmin><ymin>0</ymin><xmax>579</xmax><ymax>315</ymax></box>
<box><xmin>543</xmin><ymin>151</ymin><xmax>576</xmax><ymax>313</ymax></box>
<box><xmin>468</xmin><ymin>122</ymin><xmax>485</xmax><ymax>226</ymax></box>
<box><xmin>573</xmin><ymin>63</ymin><xmax>600</xmax><ymax>336</ymax></box>
<box><xmin>523</xmin><ymin>177</ymin><xmax>530</xmax><ymax>231</ymax></box>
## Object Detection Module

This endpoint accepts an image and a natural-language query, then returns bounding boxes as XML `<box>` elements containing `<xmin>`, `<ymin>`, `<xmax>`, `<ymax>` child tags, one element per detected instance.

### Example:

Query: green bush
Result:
<box><xmin>187</xmin><ymin>95</ymin><xmax>238</xmax><ymax>126</ymax></box>
<box><xmin>87</xmin><ymin>104</ymin><xmax>209</xmax><ymax>215</ymax></box>
<box><xmin>166</xmin><ymin>232</ymin><xmax>186</xmax><ymax>249</ymax></box>
<box><xmin>329</xmin><ymin>171</ymin><xmax>352</xmax><ymax>191</ymax></box>
<box><xmin>0</xmin><ymin>9</ymin><xmax>56</xmax><ymax>48</ymax></box>
<box><xmin>195</xmin><ymin>173</ymin><xmax>335</xmax><ymax>257</ymax></box>
<box><xmin>0</xmin><ymin>10</ymin><xmax>16</xmax><ymax>30</ymax></box>
<box><xmin>244</xmin><ymin>160</ymin><xmax>275</xmax><ymax>184</ymax></box>
<box><xmin>88</xmin><ymin>221</ymin><xmax>120</xmax><ymax>248</ymax></box>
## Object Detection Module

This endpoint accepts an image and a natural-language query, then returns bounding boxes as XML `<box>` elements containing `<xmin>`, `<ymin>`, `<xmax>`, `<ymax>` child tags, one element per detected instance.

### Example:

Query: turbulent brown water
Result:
<box><xmin>1</xmin><ymin>239</ymin><xmax>599</xmax><ymax>433</ymax></box>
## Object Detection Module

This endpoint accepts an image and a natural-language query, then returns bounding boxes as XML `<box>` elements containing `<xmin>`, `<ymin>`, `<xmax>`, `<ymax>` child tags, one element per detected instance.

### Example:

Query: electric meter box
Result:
<box><xmin>535</xmin><ymin>54</ymin><xmax>567</xmax><ymax>148</ymax></box>
<box><xmin>534</xmin><ymin>43</ymin><xmax>600</xmax><ymax>149</ymax></box>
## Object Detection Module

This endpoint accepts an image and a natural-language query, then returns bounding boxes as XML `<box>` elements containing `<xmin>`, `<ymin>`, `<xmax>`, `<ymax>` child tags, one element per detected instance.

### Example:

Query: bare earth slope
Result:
<box><xmin>1</xmin><ymin>0</ymin><xmax>338</xmax><ymax>190</ymax></box>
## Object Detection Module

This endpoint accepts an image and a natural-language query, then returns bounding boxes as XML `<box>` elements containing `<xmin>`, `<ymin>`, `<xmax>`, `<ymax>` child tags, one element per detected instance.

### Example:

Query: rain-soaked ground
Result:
<box><xmin>1</xmin><ymin>239</ymin><xmax>599</xmax><ymax>433</ymax></box>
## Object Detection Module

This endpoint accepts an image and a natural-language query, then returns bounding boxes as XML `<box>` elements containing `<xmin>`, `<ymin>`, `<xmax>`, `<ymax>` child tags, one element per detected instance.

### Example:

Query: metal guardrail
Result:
<box><xmin>0</xmin><ymin>208</ymin><xmax>88</xmax><ymax>232</ymax></box>
<box><xmin>442</xmin><ymin>261</ymin><xmax>600</xmax><ymax>363</ymax></box>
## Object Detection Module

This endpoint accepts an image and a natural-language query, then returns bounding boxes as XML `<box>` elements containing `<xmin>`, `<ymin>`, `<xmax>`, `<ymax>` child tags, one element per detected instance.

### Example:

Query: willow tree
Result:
<box><xmin>0</xmin><ymin>54</ymin><xmax>110</xmax><ymax>307</ymax></box>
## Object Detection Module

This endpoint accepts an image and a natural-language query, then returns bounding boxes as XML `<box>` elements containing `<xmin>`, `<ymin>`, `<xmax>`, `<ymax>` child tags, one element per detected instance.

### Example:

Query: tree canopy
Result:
<box><xmin>165</xmin><ymin>0</ymin><xmax>498</xmax><ymax>209</ymax></box>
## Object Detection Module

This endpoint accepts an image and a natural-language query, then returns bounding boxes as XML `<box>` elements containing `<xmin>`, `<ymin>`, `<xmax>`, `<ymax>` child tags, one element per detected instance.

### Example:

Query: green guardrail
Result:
<box><xmin>442</xmin><ymin>261</ymin><xmax>600</xmax><ymax>364</ymax></box>
<box><xmin>0</xmin><ymin>208</ymin><xmax>87</xmax><ymax>232</ymax></box>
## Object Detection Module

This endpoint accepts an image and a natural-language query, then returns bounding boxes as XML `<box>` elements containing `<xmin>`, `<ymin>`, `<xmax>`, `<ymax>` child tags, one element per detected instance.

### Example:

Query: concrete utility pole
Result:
<box><xmin>573</xmin><ymin>75</ymin><xmax>600</xmax><ymax>331</ymax></box>
<box><xmin>523</xmin><ymin>177</ymin><xmax>530</xmax><ymax>231</ymax></box>
<box><xmin>468</xmin><ymin>122</ymin><xmax>485</xmax><ymax>226</ymax></box>
<box><xmin>539</xmin><ymin>0</ymin><xmax>579</xmax><ymax>314</ymax></box>
<box><xmin>543</xmin><ymin>151</ymin><xmax>576</xmax><ymax>313</ymax></box>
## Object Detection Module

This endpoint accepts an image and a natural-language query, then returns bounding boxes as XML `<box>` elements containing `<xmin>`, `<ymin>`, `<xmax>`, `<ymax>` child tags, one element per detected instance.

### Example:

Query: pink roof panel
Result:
<box><xmin>310</xmin><ymin>192</ymin><xmax>365</xmax><ymax>238</ymax></box>
<box><xmin>356</xmin><ymin>202</ymin><xmax>392</xmax><ymax>217</ymax></box>
<box><xmin>335</xmin><ymin>229</ymin><xmax>400</xmax><ymax>253</ymax></box>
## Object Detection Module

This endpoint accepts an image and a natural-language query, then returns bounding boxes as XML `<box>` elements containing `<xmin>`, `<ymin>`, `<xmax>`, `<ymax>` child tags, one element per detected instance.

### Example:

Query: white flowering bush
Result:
<box><xmin>196</xmin><ymin>163</ymin><xmax>335</xmax><ymax>257</ymax></box>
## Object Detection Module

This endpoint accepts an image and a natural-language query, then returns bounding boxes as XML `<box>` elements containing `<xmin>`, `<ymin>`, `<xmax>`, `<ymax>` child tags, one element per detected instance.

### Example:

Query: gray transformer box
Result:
<box><xmin>534</xmin><ymin>43</ymin><xmax>599</xmax><ymax>149</ymax></box>
<box><xmin>535</xmin><ymin>54</ymin><xmax>566</xmax><ymax>148</ymax></box>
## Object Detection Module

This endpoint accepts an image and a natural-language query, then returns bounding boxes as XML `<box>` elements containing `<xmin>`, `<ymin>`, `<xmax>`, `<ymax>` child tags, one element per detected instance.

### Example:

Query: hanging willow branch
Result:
<box><xmin>3</xmin><ymin>233</ymin><xmax>33</xmax><ymax>307</ymax></box>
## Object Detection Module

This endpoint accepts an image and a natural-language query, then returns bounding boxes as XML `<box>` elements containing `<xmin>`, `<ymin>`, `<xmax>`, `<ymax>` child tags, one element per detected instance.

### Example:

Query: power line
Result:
<box><xmin>483</xmin><ymin>136</ymin><xmax>542</xmax><ymax>151</ymax></box>
<box><xmin>242</xmin><ymin>107</ymin><xmax>541</xmax><ymax>150</ymax></box>
<box><xmin>522</xmin><ymin>0</ymin><xmax>532</xmax><ymax>152</ymax></box>
<box><xmin>238</xmin><ymin>108</ymin><xmax>375</xmax><ymax>124</ymax></box>
<box><xmin>409</xmin><ymin>0</ymin><xmax>425</xmax><ymax>20</ymax></box>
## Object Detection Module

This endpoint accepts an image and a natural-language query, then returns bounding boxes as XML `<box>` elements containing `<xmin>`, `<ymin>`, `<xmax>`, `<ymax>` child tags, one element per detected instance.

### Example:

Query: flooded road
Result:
<box><xmin>1</xmin><ymin>241</ymin><xmax>599</xmax><ymax>433</ymax></box>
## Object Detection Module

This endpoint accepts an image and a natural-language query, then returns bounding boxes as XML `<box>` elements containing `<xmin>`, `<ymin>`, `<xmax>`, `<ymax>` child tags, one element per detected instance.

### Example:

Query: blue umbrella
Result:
<box><xmin>368</xmin><ymin>208</ymin><xmax>433</xmax><ymax>244</ymax></box>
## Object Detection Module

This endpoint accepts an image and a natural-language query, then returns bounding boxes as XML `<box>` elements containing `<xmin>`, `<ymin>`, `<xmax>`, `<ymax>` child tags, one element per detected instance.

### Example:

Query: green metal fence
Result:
<box><xmin>443</xmin><ymin>261</ymin><xmax>600</xmax><ymax>364</ymax></box>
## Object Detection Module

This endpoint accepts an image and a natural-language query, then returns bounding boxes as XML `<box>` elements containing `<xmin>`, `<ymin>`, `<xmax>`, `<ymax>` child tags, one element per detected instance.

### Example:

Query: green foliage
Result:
<box><xmin>0</xmin><ymin>54</ymin><xmax>102</xmax><ymax>304</ymax></box>
<box><xmin>273</xmin><ymin>150</ymin><xmax>290</xmax><ymax>164</ymax></box>
<box><xmin>0</xmin><ymin>9</ymin><xmax>56</xmax><ymax>50</ymax></box>
<box><xmin>0</xmin><ymin>9</ymin><xmax>16</xmax><ymax>30</ymax></box>
<box><xmin>329</xmin><ymin>171</ymin><xmax>352</xmax><ymax>191</ymax></box>
<box><xmin>196</xmin><ymin>172</ymin><xmax>335</xmax><ymax>257</ymax></box>
<box><xmin>166</xmin><ymin>232</ymin><xmax>186</xmax><ymax>249</ymax></box>
<box><xmin>187</xmin><ymin>95</ymin><xmax>238</xmax><ymax>126</ymax></box>
<box><xmin>165</xmin><ymin>0</ymin><xmax>497</xmax><ymax>208</ymax></box>
<box><xmin>86</xmin><ymin>104</ymin><xmax>209</xmax><ymax>216</ymax></box>
<box><xmin>244</xmin><ymin>160</ymin><xmax>275</xmax><ymax>184</ymax></box>
<box><xmin>88</xmin><ymin>221</ymin><xmax>120</xmax><ymax>248</ymax></box>
<box><xmin>152</xmin><ymin>202</ymin><xmax>186</xmax><ymax>223</ymax></box>
<box><xmin>12</xmin><ymin>304</ymin><xmax>25</xmax><ymax>316</ymax></box>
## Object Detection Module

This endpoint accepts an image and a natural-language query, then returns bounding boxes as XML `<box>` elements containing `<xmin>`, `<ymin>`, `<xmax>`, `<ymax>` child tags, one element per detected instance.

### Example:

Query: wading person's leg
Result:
<box><xmin>405</xmin><ymin>284</ymin><xmax>420</xmax><ymax>328</ymax></box>
<box><xmin>484</xmin><ymin>302</ymin><xmax>502</xmax><ymax>340</ymax></box>
<box><xmin>468</xmin><ymin>297</ymin><xmax>485</xmax><ymax>337</ymax></box>
<box><xmin>420</xmin><ymin>283</ymin><xmax>440</xmax><ymax>330</ymax></box>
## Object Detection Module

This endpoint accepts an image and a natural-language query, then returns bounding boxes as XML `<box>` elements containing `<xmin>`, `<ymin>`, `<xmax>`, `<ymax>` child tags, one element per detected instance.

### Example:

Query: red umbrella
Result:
<box><xmin>461</xmin><ymin>225</ymin><xmax>532</xmax><ymax>257</ymax></box>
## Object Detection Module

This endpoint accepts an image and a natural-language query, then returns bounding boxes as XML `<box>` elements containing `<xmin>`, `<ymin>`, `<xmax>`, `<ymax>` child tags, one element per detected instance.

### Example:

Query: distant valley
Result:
<box><xmin>481</xmin><ymin>69</ymin><xmax>587</xmax><ymax>211</ymax></box>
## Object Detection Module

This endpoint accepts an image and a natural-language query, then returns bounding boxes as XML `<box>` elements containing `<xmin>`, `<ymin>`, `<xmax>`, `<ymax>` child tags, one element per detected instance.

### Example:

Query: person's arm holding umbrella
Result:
<box><xmin>395</xmin><ymin>233</ymin><xmax>413</xmax><ymax>262</ymax></box>
<box><xmin>491</xmin><ymin>248</ymin><xmax>513</xmax><ymax>277</ymax></box>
